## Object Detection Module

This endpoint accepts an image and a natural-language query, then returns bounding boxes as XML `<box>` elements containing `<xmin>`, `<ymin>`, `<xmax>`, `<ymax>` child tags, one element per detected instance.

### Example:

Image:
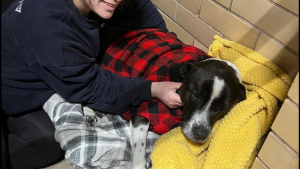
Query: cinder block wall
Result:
<box><xmin>152</xmin><ymin>0</ymin><xmax>299</xmax><ymax>79</ymax></box>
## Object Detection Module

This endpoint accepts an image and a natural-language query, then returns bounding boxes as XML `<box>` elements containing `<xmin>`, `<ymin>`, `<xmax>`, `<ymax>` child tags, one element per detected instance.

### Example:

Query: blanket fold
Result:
<box><xmin>150</xmin><ymin>35</ymin><xmax>293</xmax><ymax>169</ymax></box>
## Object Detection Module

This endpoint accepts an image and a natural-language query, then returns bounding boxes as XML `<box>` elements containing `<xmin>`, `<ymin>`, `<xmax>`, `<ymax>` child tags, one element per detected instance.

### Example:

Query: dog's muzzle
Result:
<box><xmin>192</xmin><ymin>124</ymin><xmax>210</xmax><ymax>141</ymax></box>
<box><xmin>182</xmin><ymin>123</ymin><xmax>211</xmax><ymax>144</ymax></box>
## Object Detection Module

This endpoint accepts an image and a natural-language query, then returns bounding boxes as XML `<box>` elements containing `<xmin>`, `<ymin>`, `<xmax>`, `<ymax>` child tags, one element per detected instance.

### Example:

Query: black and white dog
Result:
<box><xmin>85</xmin><ymin>58</ymin><xmax>246</xmax><ymax>169</ymax></box>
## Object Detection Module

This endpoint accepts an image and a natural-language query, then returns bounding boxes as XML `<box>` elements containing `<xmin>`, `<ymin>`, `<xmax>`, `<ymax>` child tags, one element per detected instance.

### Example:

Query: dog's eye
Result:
<box><xmin>192</xmin><ymin>93</ymin><xmax>201</xmax><ymax>100</ymax></box>
<box><xmin>201</xmin><ymin>91</ymin><xmax>206</xmax><ymax>95</ymax></box>
<box><xmin>191</xmin><ymin>91</ymin><xmax>207</xmax><ymax>100</ymax></box>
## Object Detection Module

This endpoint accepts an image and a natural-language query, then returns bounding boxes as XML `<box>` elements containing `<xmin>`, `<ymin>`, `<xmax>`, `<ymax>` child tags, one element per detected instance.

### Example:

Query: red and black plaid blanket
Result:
<box><xmin>101</xmin><ymin>28</ymin><xmax>211</xmax><ymax>134</ymax></box>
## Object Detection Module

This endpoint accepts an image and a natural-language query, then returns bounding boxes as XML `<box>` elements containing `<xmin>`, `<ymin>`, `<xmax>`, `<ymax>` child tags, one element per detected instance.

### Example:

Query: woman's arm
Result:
<box><xmin>32</xmin><ymin>62</ymin><xmax>153</xmax><ymax>113</ymax></box>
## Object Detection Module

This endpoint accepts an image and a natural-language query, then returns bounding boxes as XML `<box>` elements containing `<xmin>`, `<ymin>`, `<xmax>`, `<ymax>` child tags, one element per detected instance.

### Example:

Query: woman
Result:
<box><xmin>1</xmin><ymin>0</ymin><xmax>183</xmax><ymax>168</ymax></box>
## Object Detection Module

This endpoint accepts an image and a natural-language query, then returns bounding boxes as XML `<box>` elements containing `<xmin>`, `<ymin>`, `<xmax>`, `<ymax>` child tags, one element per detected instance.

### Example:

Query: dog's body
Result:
<box><xmin>84</xmin><ymin>58</ymin><xmax>246</xmax><ymax>169</ymax></box>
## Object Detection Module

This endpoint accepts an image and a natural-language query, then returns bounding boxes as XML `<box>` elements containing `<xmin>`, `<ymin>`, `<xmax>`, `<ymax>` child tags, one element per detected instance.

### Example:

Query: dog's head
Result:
<box><xmin>178</xmin><ymin>58</ymin><xmax>246</xmax><ymax>143</ymax></box>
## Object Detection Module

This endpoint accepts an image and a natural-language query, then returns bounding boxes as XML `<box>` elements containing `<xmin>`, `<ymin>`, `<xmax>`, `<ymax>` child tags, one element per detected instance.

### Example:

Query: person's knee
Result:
<box><xmin>7</xmin><ymin>111</ymin><xmax>65</xmax><ymax>169</ymax></box>
<box><xmin>9</xmin><ymin>133</ymin><xmax>64</xmax><ymax>169</ymax></box>
<box><xmin>7</xmin><ymin>110</ymin><xmax>57</xmax><ymax>151</ymax></box>
<box><xmin>8</xmin><ymin>118</ymin><xmax>43</xmax><ymax>153</ymax></box>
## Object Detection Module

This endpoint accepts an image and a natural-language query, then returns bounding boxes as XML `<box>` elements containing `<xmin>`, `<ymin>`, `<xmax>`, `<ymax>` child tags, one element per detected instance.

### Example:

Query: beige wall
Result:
<box><xmin>152</xmin><ymin>0</ymin><xmax>299</xmax><ymax>79</ymax></box>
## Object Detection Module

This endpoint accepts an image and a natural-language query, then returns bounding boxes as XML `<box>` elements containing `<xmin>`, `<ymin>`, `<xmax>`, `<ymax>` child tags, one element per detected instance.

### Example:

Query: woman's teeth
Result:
<box><xmin>104</xmin><ymin>1</ymin><xmax>113</xmax><ymax>7</ymax></box>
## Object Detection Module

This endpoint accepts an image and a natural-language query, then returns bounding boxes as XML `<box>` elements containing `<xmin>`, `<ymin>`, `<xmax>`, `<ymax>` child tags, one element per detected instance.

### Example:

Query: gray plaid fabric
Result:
<box><xmin>43</xmin><ymin>94</ymin><xmax>160</xmax><ymax>169</ymax></box>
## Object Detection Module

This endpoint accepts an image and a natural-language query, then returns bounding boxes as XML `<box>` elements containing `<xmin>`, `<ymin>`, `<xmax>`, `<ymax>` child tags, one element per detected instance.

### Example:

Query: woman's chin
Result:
<box><xmin>96</xmin><ymin>10</ymin><xmax>115</xmax><ymax>19</ymax></box>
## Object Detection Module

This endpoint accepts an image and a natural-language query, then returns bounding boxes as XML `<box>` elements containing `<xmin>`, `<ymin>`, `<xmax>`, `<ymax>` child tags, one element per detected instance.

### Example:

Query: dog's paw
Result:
<box><xmin>83</xmin><ymin>106</ymin><xmax>98</xmax><ymax>127</ymax></box>
<box><xmin>94</xmin><ymin>111</ymin><xmax>106</xmax><ymax>118</ymax></box>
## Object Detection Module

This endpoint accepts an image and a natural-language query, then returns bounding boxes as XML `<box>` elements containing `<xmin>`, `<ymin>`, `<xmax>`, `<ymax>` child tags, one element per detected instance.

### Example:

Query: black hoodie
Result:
<box><xmin>1</xmin><ymin>0</ymin><xmax>167</xmax><ymax>115</ymax></box>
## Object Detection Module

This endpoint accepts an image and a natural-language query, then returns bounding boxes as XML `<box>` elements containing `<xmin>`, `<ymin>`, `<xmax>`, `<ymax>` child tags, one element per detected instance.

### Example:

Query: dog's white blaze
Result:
<box><xmin>211</xmin><ymin>76</ymin><xmax>225</xmax><ymax>99</ymax></box>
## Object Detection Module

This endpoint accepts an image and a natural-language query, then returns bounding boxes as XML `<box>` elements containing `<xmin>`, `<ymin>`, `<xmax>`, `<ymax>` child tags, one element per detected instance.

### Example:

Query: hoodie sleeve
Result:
<box><xmin>31</xmin><ymin>62</ymin><xmax>152</xmax><ymax>113</ymax></box>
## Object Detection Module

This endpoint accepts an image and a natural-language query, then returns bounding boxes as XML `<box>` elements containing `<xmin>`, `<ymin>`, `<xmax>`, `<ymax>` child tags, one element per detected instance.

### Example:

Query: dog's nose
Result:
<box><xmin>192</xmin><ymin>126</ymin><xmax>209</xmax><ymax>140</ymax></box>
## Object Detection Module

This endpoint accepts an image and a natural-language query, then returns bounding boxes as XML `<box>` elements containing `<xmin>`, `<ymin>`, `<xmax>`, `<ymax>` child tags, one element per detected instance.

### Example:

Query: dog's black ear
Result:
<box><xmin>180</xmin><ymin>62</ymin><xmax>195</xmax><ymax>77</ymax></box>
<box><xmin>238</xmin><ymin>83</ymin><xmax>246</xmax><ymax>102</ymax></box>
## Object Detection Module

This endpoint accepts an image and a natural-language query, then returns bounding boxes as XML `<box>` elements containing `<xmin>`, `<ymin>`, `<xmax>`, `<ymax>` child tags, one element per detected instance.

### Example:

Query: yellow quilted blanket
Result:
<box><xmin>150</xmin><ymin>35</ymin><xmax>293</xmax><ymax>169</ymax></box>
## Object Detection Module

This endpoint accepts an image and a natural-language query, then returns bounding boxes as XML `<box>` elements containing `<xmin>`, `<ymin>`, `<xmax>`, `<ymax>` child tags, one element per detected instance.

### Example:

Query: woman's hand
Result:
<box><xmin>151</xmin><ymin>82</ymin><xmax>183</xmax><ymax>108</ymax></box>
